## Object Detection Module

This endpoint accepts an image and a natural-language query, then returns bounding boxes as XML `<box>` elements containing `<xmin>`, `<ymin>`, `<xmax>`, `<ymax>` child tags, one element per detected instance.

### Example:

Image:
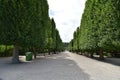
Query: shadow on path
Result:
<box><xmin>0</xmin><ymin>53</ymin><xmax>90</xmax><ymax>80</ymax></box>
<box><xmin>86</xmin><ymin>56</ymin><xmax>120</xmax><ymax>66</ymax></box>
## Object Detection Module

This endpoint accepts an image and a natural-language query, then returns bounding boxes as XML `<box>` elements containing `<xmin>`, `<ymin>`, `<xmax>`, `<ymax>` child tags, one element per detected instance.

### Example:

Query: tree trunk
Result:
<box><xmin>12</xmin><ymin>45</ymin><xmax>19</xmax><ymax>63</ymax></box>
<box><xmin>33</xmin><ymin>48</ymin><xmax>36</xmax><ymax>59</ymax></box>
<box><xmin>90</xmin><ymin>53</ymin><xmax>94</xmax><ymax>58</ymax></box>
<box><xmin>5</xmin><ymin>45</ymin><xmax>7</xmax><ymax>53</ymax></box>
<box><xmin>44</xmin><ymin>53</ymin><xmax>46</xmax><ymax>56</ymax></box>
<box><xmin>54</xmin><ymin>50</ymin><xmax>56</xmax><ymax>54</ymax></box>
<box><xmin>5</xmin><ymin>45</ymin><xmax>7</xmax><ymax>56</ymax></box>
<box><xmin>48</xmin><ymin>50</ymin><xmax>50</xmax><ymax>55</ymax></box>
<box><xmin>33</xmin><ymin>53</ymin><xmax>36</xmax><ymax>59</ymax></box>
<box><xmin>76</xmin><ymin>51</ymin><xmax>78</xmax><ymax>54</ymax></box>
<box><xmin>99</xmin><ymin>50</ymin><xmax>104</xmax><ymax>60</ymax></box>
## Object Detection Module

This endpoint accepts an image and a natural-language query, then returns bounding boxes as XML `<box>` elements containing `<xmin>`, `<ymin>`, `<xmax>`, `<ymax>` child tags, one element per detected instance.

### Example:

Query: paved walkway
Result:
<box><xmin>0</xmin><ymin>51</ymin><xmax>120</xmax><ymax>80</ymax></box>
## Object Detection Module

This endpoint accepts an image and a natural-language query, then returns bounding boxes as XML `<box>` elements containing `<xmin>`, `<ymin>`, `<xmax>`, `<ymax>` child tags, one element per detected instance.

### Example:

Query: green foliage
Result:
<box><xmin>45</xmin><ymin>18</ymin><xmax>64</xmax><ymax>52</ymax></box>
<box><xmin>0</xmin><ymin>45</ymin><xmax>13</xmax><ymax>57</ymax></box>
<box><xmin>68</xmin><ymin>0</ymin><xmax>120</xmax><ymax>58</ymax></box>
<box><xmin>0</xmin><ymin>0</ymin><xmax>36</xmax><ymax>45</ymax></box>
<box><xmin>0</xmin><ymin>0</ymin><xmax>64</xmax><ymax>58</ymax></box>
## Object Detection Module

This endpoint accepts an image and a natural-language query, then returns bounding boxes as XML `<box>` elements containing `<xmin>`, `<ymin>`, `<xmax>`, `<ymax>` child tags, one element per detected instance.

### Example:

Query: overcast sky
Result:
<box><xmin>47</xmin><ymin>0</ymin><xmax>86</xmax><ymax>42</ymax></box>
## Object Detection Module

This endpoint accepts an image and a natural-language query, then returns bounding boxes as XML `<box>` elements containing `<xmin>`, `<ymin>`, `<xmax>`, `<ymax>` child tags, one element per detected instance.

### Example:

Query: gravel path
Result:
<box><xmin>0</xmin><ymin>51</ymin><xmax>120</xmax><ymax>80</ymax></box>
<box><xmin>67</xmin><ymin>51</ymin><xmax>120</xmax><ymax>80</ymax></box>
<box><xmin>0</xmin><ymin>52</ymin><xmax>89</xmax><ymax>80</ymax></box>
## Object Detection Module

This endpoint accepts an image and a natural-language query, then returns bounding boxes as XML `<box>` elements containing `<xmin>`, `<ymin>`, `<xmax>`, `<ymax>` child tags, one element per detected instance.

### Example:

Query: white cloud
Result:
<box><xmin>48</xmin><ymin>0</ymin><xmax>86</xmax><ymax>42</ymax></box>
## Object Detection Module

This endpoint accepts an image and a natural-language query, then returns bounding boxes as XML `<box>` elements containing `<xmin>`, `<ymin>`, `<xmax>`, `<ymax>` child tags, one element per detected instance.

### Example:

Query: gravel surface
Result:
<box><xmin>67</xmin><ymin>51</ymin><xmax>120</xmax><ymax>80</ymax></box>
<box><xmin>0</xmin><ymin>51</ymin><xmax>120</xmax><ymax>80</ymax></box>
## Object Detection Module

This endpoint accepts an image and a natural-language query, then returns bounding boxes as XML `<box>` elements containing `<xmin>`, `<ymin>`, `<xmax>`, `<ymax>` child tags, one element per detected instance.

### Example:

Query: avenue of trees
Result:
<box><xmin>0</xmin><ymin>0</ymin><xmax>64</xmax><ymax>63</ymax></box>
<box><xmin>68</xmin><ymin>0</ymin><xmax>120</xmax><ymax>59</ymax></box>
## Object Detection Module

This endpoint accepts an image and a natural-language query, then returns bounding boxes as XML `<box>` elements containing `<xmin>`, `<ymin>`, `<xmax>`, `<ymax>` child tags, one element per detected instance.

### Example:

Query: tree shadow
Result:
<box><xmin>0</xmin><ymin>53</ymin><xmax>91</xmax><ymax>80</ymax></box>
<box><xmin>86</xmin><ymin>56</ymin><xmax>120</xmax><ymax>66</ymax></box>
<box><xmin>100</xmin><ymin>58</ymin><xmax>120</xmax><ymax>66</ymax></box>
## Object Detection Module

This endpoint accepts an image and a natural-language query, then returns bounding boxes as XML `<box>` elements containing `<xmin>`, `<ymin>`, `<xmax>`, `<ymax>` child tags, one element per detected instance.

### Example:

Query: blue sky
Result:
<box><xmin>48</xmin><ymin>0</ymin><xmax>86</xmax><ymax>42</ymax></box>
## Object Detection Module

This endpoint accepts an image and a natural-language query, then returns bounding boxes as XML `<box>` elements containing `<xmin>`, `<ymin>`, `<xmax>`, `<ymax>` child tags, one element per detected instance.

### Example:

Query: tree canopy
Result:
<box><xmin>0</xmin><ymin>0</ymin><xmax>64</xmax><ymax>63</ymax></box>
<box><xmin>68</xmin><ymin>0</ymin><xmax>120</xmax><ymax>59</ymax></box>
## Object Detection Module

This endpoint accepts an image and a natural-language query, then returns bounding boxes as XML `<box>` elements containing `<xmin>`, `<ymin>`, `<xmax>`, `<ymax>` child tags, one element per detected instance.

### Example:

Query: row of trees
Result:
<box><xmin>0</xmin><ymin>0</ymin><xmax>64</xmax><ymax>63</ymax></box>
<box><xmin>68</xmin><ymin>0</ymin><xmax>120</xmax><ymax>59</ymax></box>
